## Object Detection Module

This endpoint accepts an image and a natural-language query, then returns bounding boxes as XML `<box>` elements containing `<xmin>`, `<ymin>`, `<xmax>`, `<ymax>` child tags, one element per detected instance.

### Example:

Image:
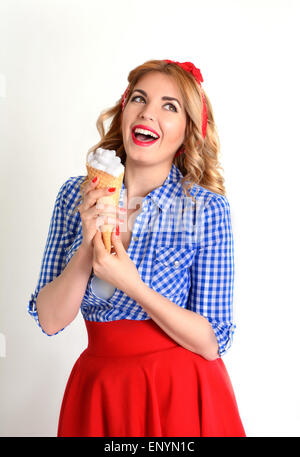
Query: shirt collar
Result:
<box><xmin>120</xmin><ymin>163</ymin><xmax>185</xmax><ymax>213</ymax></box>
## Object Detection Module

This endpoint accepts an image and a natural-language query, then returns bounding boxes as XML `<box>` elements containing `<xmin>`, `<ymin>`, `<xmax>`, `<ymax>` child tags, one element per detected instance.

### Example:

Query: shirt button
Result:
<box><xmin>133</xmin><ymin>236</ymin><xmax>139</xmax><ymax>242</ymax></box>
<box><xmin>174</xmin><ymin>260</ymin><xmax>179</xmax><ymax>267</ymax></box>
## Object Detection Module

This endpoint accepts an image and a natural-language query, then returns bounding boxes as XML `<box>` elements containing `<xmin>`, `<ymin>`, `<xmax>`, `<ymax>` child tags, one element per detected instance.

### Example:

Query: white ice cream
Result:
<box><xmin>87</xmin><ymin>148</ymin><xmax>124</xmax><ymax>177</ymax></box>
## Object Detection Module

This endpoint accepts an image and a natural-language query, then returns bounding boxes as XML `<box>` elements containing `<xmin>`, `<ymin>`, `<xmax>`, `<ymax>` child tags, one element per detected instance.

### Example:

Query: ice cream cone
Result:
<box><xmin>86</xmin><ymin>162</ymin><xmax>124</xmax><ymax>253</ymax></box>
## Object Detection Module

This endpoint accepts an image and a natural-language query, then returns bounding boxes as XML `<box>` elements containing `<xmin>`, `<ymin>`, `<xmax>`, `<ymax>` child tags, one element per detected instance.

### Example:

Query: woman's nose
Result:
<box><xmin>139</xmin><ymin>103</ymin><xmax>156</xmax><ymax>121</ymax></box>
<box><xmin>140</xmin><ymin>112</ymin><xmax>154</xmax><ymax>121</ymax></box>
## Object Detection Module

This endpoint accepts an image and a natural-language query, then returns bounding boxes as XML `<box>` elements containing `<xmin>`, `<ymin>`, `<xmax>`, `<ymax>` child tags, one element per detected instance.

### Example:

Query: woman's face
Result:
<box><xmin>121</xmin><ymin>71</ymin><xmax>187</xmax><ymax>166</ymax></box>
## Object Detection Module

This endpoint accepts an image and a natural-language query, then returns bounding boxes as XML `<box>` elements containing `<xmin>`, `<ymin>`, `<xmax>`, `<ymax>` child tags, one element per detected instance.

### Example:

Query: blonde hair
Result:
<box><xmin>73</xmin><ymin>59</ymin><xmax>226</xmax><ymax>214</ymax></box>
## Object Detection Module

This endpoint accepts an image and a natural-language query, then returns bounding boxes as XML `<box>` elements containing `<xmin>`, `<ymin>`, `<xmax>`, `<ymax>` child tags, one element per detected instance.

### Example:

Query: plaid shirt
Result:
<box><xmin>28</xmin><ymin>164</ymin><xmax>236</xmax><ymax>356</ymax></box>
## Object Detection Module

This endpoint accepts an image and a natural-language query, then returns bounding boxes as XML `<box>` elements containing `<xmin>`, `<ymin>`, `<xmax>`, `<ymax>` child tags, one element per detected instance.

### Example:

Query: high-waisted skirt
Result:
<box><xmin>57</xmin><ymin>318</ymin><xmax>245</xmax><ymax>437</ymax></box>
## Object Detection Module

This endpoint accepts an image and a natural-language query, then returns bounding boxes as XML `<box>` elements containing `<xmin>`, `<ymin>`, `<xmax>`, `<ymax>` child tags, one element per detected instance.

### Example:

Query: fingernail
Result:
<box><xmin>92</xmin><ymin>176</ymin><xmax>98</xmax><ymax>183</ymax></box>
<box><xmin>108</xmin><ymin>187</ymin><xmax>116</xmax><ymax>192</ymax></box>
<box><xmin>116</xmin><ymin>225</ymin><xmax>120</xmax><ymax>236</ymax></box>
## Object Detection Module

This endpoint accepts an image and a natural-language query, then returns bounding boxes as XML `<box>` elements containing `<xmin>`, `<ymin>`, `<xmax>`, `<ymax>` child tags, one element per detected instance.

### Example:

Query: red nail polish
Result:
<box><xmin>92</xmin><ymin>176</ymin><xmax>97</xmax><ymax>183</ymax></box>
<box><xmin>116</xmin><ymin>225</ymin><xmax>120</xmax><ymax>236</ymax></box>
<box><xmin>108</xmin><ymin>187</ymin><xmax>116</xmax><ymax>192</ymax></box>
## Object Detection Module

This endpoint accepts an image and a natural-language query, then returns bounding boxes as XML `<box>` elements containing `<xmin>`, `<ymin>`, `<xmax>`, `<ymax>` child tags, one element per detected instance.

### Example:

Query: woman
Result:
<box><xmin>28</xmin><ymin>59</ymin><xmax>246</xmax><ymax>437</ymax></box>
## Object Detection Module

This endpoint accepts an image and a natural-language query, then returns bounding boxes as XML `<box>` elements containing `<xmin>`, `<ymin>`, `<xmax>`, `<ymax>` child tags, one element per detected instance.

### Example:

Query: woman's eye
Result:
<box><xmin>165</xmin><ymin>103</ymin><xmax>177</xmax><ymax>112</ymax></box>
<box><xmin>131</xmin><ymin>96</ymin><xmax>177</xmax><ymax>112</ymax></box>
<box><xmin>131</xmin><ymin>95</ymin><xmax>145</xmax><ymax>103</ymax></box>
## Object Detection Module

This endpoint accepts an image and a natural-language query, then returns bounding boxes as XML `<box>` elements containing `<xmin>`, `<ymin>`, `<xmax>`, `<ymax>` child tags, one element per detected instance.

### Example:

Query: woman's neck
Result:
<box><xmin>124</xmin><ymin>160</ymin><xmax>172</xmax><ymax>204</ymax></box>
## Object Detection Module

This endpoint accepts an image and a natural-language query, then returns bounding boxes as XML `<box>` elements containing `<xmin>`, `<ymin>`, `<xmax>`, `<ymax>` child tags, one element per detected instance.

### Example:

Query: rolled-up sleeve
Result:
<box><xmin>187</xmin><ymin>194</ymin><xmax>236</xmax><ymax>357</ymax></box>
<box><xmin>28</xmin><ymin>180</ymin><xmax>71</xmax><ymax>335</ymax></box>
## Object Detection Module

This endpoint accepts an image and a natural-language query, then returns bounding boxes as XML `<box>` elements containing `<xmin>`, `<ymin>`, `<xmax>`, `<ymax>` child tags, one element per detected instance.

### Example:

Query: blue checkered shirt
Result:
<box><xmin>28</xmin><ymin>164</ymin><xmax>236</xmax><ymax>356</ymax></box>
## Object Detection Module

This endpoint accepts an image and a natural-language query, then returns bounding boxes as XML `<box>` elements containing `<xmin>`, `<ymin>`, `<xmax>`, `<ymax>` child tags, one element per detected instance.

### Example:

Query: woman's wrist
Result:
<box><xmin>77</xmin><ymin>242</ymin><xmax>94</xmax><ymax>269</ymax></box>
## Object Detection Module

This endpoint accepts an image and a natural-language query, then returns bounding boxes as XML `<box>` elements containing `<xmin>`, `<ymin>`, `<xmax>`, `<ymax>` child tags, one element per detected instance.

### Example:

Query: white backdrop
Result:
<box><xmin>0</xmin><ymin>0</ymin><xmax>299</xmax><ymax>437</ymax></box>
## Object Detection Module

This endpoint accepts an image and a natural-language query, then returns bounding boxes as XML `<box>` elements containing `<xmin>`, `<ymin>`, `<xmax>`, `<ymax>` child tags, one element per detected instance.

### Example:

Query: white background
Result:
<box><xmin>0</xmin><ymin>0</ymin><xmax>299</xmax><ymax>437</ymax></box>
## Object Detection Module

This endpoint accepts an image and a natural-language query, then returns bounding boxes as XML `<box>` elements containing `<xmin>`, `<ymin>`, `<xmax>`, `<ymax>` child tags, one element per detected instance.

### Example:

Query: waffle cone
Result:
<box><xmin>86</xmin><ymin>163</ymin><xmax>124</xmax><ymax>253</ymax></box>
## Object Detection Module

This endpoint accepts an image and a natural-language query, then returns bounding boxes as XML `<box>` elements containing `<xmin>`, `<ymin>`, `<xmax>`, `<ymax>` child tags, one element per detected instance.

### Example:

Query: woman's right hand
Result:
<box><xmin>77</xmin><ymin>177</ymin><xmax>125</xmax><ymax>252</ymax></box>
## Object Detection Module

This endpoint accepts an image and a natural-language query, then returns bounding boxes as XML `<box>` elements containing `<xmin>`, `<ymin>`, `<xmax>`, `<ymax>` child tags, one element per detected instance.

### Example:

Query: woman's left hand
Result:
<box><xmin>92</xmin><ymin>226</ymin><xmax>143</xmax><ymax>298</ymax></box>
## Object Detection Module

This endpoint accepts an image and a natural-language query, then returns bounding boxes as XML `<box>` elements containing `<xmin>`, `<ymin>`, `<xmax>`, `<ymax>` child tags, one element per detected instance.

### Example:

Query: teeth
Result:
<box><xmin>133</xmin><ymin>127</ymin><xmax>159</xmax><ymax>139</ymax></box>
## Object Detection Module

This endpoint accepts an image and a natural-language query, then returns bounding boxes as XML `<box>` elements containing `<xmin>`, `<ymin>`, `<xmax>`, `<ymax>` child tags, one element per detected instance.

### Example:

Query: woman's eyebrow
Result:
<box><xmin>132</xmin><ymin>89</ymin><xmax>182</xmax><ymax>108</ymax></box>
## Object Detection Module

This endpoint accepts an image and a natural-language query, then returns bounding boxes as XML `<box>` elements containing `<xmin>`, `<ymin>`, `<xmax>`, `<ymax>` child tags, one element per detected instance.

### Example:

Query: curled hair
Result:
<box><xmin>73</xmin><ymin>59</ymin><xmax>226</xmax><ymax>214</ymax></box>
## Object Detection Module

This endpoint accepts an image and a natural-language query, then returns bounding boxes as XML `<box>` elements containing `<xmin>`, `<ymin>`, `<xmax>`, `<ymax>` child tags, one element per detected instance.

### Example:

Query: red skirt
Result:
<box><xmin>57</xmin><ymin>318</ymin><xmax>245</xmax><ymax>437</ymax></box>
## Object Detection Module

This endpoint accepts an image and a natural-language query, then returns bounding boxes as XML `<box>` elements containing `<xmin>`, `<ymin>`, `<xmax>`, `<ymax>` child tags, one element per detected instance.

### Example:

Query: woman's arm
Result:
<box><xmin>129</xmin><ymin>281</ymin><xmax>219</xmax><ymax>361</ymax></box>
<box><xmin>36</xmin><ymin>244</ymin><xmax>93</xmax><ymax>335</ymax></box>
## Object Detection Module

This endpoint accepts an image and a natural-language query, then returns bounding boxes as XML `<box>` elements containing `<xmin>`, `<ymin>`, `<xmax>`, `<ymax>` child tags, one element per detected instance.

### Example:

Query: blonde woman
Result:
<box><xmin>28</xmin><ymin>59</ymin><xmax>245</xmax><ymax>437</ymax></box>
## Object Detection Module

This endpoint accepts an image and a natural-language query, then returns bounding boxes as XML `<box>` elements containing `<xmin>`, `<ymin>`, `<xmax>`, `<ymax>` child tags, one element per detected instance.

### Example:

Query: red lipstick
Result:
<box><xmin>132</xmin><ymin>124</ymin><xmax>160</xmax><ymax>138</ymax></box>
<box><xmin>131</xmin><ymin>124</ymin><xmax>160</xmax><ymax>147</ymax></box>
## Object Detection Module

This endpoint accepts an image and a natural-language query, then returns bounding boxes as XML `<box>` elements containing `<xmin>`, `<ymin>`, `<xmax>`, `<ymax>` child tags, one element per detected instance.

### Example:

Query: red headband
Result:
<box><xmin>121</xmin><ymin>60</ymin><xmax>208</xmax><ymax>157</ymax></box>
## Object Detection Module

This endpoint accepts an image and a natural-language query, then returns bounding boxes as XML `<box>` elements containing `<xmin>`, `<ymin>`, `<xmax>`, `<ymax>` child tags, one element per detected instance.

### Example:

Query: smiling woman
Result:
<box><xmin>75</xmin><ymin>60</ymin><xmax>226</xmax><ymax>210</ymax></box>
<box><xmin>74</xmin><ymin>59</ymin><xmax>224</xmax><ymax>211</ymax></box>
<box><xmin>29</xmin><ymin>59</ymin><xmax>245</xmax><ymax>437</ymax></box>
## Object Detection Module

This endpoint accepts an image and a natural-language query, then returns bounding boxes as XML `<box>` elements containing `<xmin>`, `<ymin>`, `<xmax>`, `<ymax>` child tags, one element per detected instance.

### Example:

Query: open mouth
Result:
<box><xmin>131</xmin><ymin>128</ymin><xmax>160</xmax><ymax>147</ymax></box>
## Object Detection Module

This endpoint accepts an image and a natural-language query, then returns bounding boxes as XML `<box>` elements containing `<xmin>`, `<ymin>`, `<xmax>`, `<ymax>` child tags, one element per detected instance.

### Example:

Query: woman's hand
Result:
<box><xmin>92</xmin><ymin>226</ymin><xmax>143</xmax><ymax>298</ymax></box>
<box><xmin>77</xmin><ymin>177</ymin><xmax>124</xmax><ymax>252</ymax></box>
